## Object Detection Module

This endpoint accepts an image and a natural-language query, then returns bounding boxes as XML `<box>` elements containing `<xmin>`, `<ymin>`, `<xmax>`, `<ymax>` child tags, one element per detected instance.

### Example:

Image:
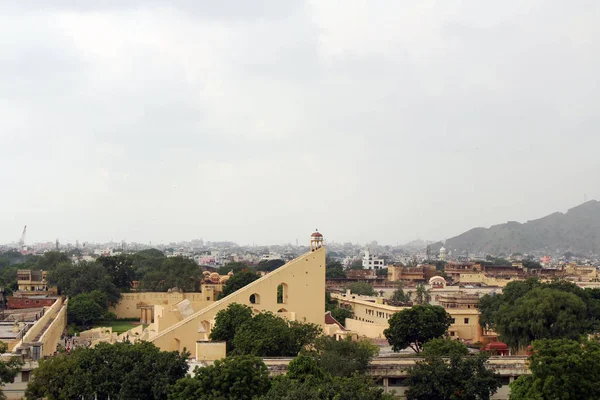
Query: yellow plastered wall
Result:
<box><xmin>196</xmin><ymin>341</ymin><xmax>227</xmax><ymax>361</ymax></box>
<box><xmin>150</xmin><ymin>247</ymin><xmax>326</xmax><ymax>356</ymax></box>
<box><xmin>459</xmin><ymin>273</ymin><xmax>516</xmax><ymax>287</ymax></box>
<box><xmin>110</xmin><ymin>292</ymin><xmax>213</xmax><ymax>319</ymax></box>
<box><xmin>335</xmin><ymin>294</ymin><xmax>483</xmax><ymax>342</ymax></box>
<box><xmin>38</xmin><ymin>298</ymin><xmax>68</xmax><ymax>357</ymax></box>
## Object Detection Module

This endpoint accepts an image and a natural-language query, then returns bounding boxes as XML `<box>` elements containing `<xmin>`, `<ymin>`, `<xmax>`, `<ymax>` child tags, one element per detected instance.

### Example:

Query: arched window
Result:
<box><xmin>277</xmin><ymin>283</ymin><xmax>288</xmax><ymax>304</ymax></box>
<box><xmin>249</xmin><ymin>293</ymin><xmax>260</xmax><ymax>304</ymax></box>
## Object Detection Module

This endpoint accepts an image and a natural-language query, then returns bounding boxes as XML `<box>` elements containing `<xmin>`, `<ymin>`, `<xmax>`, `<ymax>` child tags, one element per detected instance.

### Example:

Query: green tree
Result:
<box><xmin>391</xmin><ymin>281</ymin><xmax>410</xmax><ymax>303</ymax></box>
<box><xmin>522</xmin><ymin>259</ymin><xmax>542</xmax><ymax>269</ymax></box>
<box><xmin>47</xmin><ymin>261</ymin><xmax>121</xmax><ymax>305</ymax></box>
<box><xmin>67</xmin><ymin>293</ymin><xmax>105</xmax><ymax>327</ymax></box>
<box><xmin>216</xmin><ymin>261</ymin><xmax>248</xmax><ymax>275</ymax></box>
<box><xmin>232</xmin><ymin>312</ymin><xmax>321</xmax><ymax>357</ymax></box>
<box><xmin>347</xmin><ymin>282</ymin><xmax>376</xmax><ymax>296</ymax></box>
<box><xmin>329</xmin><ymin>307</ymin><xmax>354</xmax><ymax>325</ymax></box>
<box><xmin>26</xmin><ymin>342</ymin><xmax>189</xmax><ymax>400</ymax></box>
<box><xmin>494</xmin><ymin>288</ymin><xmax>587</xmax><ymax>350</ymax></box>
<box><xmin>0</xmin><ymin>342</ymin><xmax>23</xmax><ymax>400</ymax></box>
<box><xmin>96</xmin><ymin>254</ymin><xmax>136</xmax><ymax>290</ymax></box>
<box><xmin>405</xmin><ymin>352</ymin><xmax>501</xmax><ymax>400</ymax></box>
<box><xmin>257</xmin><ymin>259</ymin><xmax>285</xmax><ymax>272</ymax></box>
<box><xmin>218</xmin><ymin>270</ymin><xmax>260</xmax><ymax>299</ymax></box>
<box><xmin>263</xmin><ymin>354</ymin><xmax>393</xmax><ymax>400</ymax></box>
<box><xmin>509</xmin><ymin>339</ymin><xmax>600</xmax><ymax>400</ymax></box>
<box><xmin>209</xmin><ymin>303</ymin><xmax>254</xmax><ymax>353</ymax></box>
<box><xmin>326</xmin><ymin>260</ymin><xmax>346</xmax><ymax>279</ymax></box>
<box><xmin>264</xmin><ymin>374</ymin><xmax>392</xmax><ymax>400</ymax></box>
<box><xmin>414</xmin><ymin>284</ymin><xmax>431</xmax><ymax>305</ymax></box>
<box><xmin>384</xmin><ymin>304</ymin><xmax>452</xmax><ymax>353</ymax></box>
<box><xmin>35</xmin><ymin>251</ymin><xmax>70</xmax><ymax>271</ymax></box>
<box><xmin>168</xmin><ymin>355</ymin><xmax>270</xmax><ymax>400</ymax></box>
<box><xmin>349</xmin><ymin>259</ymin><xmax>364</xmax><ymax>270</ymax></box>
<box><xmin>422</xmin><ymin>337</ymin><xmax>469</xmax><ymax>357</ymax></box>
<box><xmin>325</xmin><ymin>291</ymin><xmax>354</xmax><ymax>325</ymax></box>
<box><xmin>309</xmin><ymin>336</ymin><xmax>379</xmax><ymax>377</ymax></box>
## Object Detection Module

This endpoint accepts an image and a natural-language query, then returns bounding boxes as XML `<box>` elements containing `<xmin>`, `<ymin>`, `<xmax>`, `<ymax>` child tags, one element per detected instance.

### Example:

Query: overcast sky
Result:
<box><xmin>1</xmin><ymin>1</ymin><xmax>599</xmax><ymax>246</ymax></box>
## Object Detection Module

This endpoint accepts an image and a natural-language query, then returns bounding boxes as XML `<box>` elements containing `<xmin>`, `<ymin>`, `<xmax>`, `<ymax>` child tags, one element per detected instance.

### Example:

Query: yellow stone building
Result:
<box><xmin>334</xmin><ymin>292</ymin><xmax>485</xmax><ymax>343</ymax></box>
<box><xmin>106</xmin><ymin>232</ymin><xmax>328</xmax><ymax>357</ymax></box>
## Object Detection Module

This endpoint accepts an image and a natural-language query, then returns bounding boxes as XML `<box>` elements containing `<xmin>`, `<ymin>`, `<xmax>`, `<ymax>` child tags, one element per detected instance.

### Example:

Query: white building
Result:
<box><xmin>362</xmin><ymin>249</ymin><xmax>386</xmax><ymax>270</ymax></box>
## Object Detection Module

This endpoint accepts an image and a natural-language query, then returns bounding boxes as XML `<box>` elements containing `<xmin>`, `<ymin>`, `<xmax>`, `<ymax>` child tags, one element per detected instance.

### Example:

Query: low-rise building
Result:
<box><xmin>17</xmin><ymin>270</ymin><xmax>49</xmax><ymax>292</ymax></box>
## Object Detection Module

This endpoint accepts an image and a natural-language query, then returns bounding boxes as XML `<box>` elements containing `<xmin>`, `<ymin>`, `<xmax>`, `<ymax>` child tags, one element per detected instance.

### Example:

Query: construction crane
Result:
<box><xmin>19</xmin><ymin>225</ymin><xmax>27</xmax><ymax>250</ymax></box>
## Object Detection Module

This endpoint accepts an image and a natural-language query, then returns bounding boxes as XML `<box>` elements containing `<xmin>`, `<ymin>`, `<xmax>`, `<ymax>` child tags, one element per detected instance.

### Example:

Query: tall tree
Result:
<box><xmin>0</xmin><ymin>343</ymin><xmax>23</xmax><ymax>400</ymax></box>
<box><xmin>414</xmin><ymin>284</ymin><xmax>431</xmax><ymax>305</ymax></box>
<box><xmin>67</xmin><ymin>292</ymin><xmax>106</xmax><ymax>327</ymax></box>
<box><xmin>232</xmin><ymin>312</ymin><xmax>321</xmax><ymax>357</ymax></box>
<box><xmin>384</xmin><ymin>305</ymin><xmax>452</xmax><ymax>353</ymax></box>
<box><xmin>257</xmin><ymin>259</ymin><xmax>285</xmax><ymax>272</ymax></box>
<box><xmin>96</xmin><ymin>254</ymin><xmax>136</xmax><ymax>290</ymax></box>
<box><xmin>391</xmin><ymin>281</ymin><xmax>410</xmax><ymax>303</ymax></box>
<box><xmin>218</xmin><ymin>270</ymin><xmax>260</xmax><ymax>299</ymax></box>
<box><xmin>168</xmin><ymin>355</ymin><xmax>270</xmax><ymax>400</ymax></box>
<box><xmin>308</xmin><ymin>336</ymin><xmax>379</xmax><ymax>377</ymax></box>
<box><xmin>509</xmin><ymin>339</ymin><xmax>600</xmax><ymax>400</ymax></box>
<box><xmin>325</xmin><ymin>260</ymin><xmax>346</xmax><ymax>279</ymax></box>
<box><xmin>347</xmin><ymin>282</ymin><xmax>376</xmax><ymax>296</ymax></box>
<box><xmin>405</xmin><ymin>352</ymin><xmax>501</xmax><ymax>400</ymax></box>
<box><xmin>209</xmin><ymin>303</ymin><xmax>254</xmax><ymax>353</ymax></box>
<box><xmin>494</xmin><ymin>288</ymin><xmax>587</xmax><ymax>350</ymax></box>
<box><xmin>26</xmin><ymin>342</ymin><xmax>189</xmax><ymax>400</ymax></box>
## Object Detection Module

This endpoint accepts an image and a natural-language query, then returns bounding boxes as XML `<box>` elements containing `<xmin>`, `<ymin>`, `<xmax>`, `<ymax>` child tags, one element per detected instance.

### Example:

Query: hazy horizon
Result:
<box><xmin>1</xmin><ymin>1</ymin><xmax>599</xmax><ymax>246</ymax></box>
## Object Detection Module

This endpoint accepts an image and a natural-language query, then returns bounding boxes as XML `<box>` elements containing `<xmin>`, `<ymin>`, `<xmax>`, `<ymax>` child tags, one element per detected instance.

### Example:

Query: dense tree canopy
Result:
<box><xmin>347</xmin><ymin>281</ymin><xmax>376</xmax><ymax>296</ymax></box>
<box><xmin>67</xmin><ymin>291</ymin><xmax>108</xmax><ymax>327</ymax></box>
<box><xmin>325</xmin><ymin>291</ymin><xmax>354</xmax><ymax>325</ymax></box>
<box><xmin>263</xmin><ymin>354</ymin><xmax>393</xmax><ymax>400</ymax></box>
<box><xmin>216</xmin><ymin>261</ymin><xmax>248</xmax><ymax>275</ymax></box>
<box><xmin>257</xmin><ymin>259</ymin><xmax>285</xmax><ymax>272</ymax></box>
<box><xmin>169</xmin><ymin>355</ymin><xmax>270</xmax><ymax>400</ymax></box>
<box><xmin>405</xmin><ymin>352</ymin><xmax>501</xmax><ymax>400</ymax></box>
<box><xmin>138</xmin><ymin>256</ymin><xmax>203</xmax><ymax>292</ymax></box>
<box><xmin>210</xmin><ymin>304</ymin><xmax>321</xmax><ymax>357</ymax></box>
<box><xmin>391</xmin><ymin>282</ymin><xmax>410</xmax><ymax>303</ymax></box>
<box><xmin>478</xmin><ymin>279</ymin><xmax>600</xmax><ymax>349</ymax></box>
<box><xmin>414</xmin><ymin>284</ymin><xmax>431</xmax><ymax>305</ymax></box>
<box><xmin>26</xmin><ymin>342</ymin><xmax>189</xmax><ymax>400</ymax></box>
<box><xmin>308</xmin><ymin>336</ymin><xmax>379</xmax><ymax>377</ymax></box>
<box><xmin>0</xmin><ymin>342</ymin><xmax>22</xmax><ymax>400</ymax></box>
<box><xmin>218</xmin><ymin>270</ymin><xmax>260</xmax><ymax>299</ymax></box>
<box><xmin>325</xmin><ymin>260</ymin><xmax>346</xmax><ymax>279</ymax></box>
<box><xmin>96</xmin><ymin>254</ymin><xmax>136</xmax><ymax>290</ymax></box>
<box><xmin>232</xmin><ymin>312</ymin><xmax>322</xmax><ymax>357</ymax></box>
<box><xmin>209</xmin><ymin>303</ymin><xmax>254</xmax><ymax>353</ymax></box>
<box><xmin>421</xmin><ymin>337</ymin><xmax>469</xmax><ymax>357</ymax></box>
<box><xmin>48</xmin><ymin>261</ymin><xmax>121</xmax><ymax>305</ymax></box>
<box><xmin>509</xmin><ymin>339</ymin><xmax>600</xmax><ymax>400</ymax></box>
<box><xmin>384</xmin><ymin>305</ymin><xmax>452</xmax><ymax>353</ymax></box>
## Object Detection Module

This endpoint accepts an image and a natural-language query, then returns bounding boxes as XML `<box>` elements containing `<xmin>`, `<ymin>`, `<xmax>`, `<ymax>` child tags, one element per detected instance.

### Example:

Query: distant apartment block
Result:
<box><xmin>362</xmin><ymin>250</ymin><xmax>385</xmax><ymax>270</ymax></box>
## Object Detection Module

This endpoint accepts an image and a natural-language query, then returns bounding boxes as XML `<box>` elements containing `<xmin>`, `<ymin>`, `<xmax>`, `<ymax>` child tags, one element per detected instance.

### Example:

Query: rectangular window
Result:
<box><xmin>464</xmin><ymin>318</ymin><xmax>469</xmax><ymax>324</ymax></box>
<box><xmin>451</xmin><ymin>318</ymin><xmax>455</xmax><ymax>324</ymax></box>
<box><xmin>21</xmin><ymin>371</ymin><xmax>30</xmax><ymax>382</ymax></box>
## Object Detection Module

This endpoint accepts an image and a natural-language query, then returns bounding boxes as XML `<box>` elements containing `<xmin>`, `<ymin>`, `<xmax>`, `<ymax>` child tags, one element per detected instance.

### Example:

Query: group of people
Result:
<box><xmin>59</xmin><ymin>334</ymin><xmax>91</xmax><ymax>355</ymax></box>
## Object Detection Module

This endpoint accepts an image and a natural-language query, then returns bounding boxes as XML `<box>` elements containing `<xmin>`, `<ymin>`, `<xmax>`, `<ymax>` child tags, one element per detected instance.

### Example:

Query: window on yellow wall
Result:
<box><xmin>464</xmin><ymin>318</ymin><xmax>469</xmax><ymax>324</ymax></box>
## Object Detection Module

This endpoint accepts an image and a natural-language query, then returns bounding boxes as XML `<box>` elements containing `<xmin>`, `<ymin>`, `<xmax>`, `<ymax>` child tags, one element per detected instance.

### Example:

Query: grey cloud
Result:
<box><xmin>0</xmin><ymin>0</ymin><xmax>599</xmax><ymax>245</ymax></box>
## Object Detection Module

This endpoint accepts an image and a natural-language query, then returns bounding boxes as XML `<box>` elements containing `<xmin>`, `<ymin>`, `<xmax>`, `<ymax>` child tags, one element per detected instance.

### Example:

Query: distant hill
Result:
<box><xmin>444</xmin><ymin>200</ymin><xmax>600</xmax><ymax>255</ymax></box>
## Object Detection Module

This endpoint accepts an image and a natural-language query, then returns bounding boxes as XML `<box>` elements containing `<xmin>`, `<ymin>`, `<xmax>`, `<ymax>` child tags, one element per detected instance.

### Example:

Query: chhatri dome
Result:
<box><xmin>310</xmin><ymin>230</ymin><xmax>324</xmax><ymax>251</ymax></box>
